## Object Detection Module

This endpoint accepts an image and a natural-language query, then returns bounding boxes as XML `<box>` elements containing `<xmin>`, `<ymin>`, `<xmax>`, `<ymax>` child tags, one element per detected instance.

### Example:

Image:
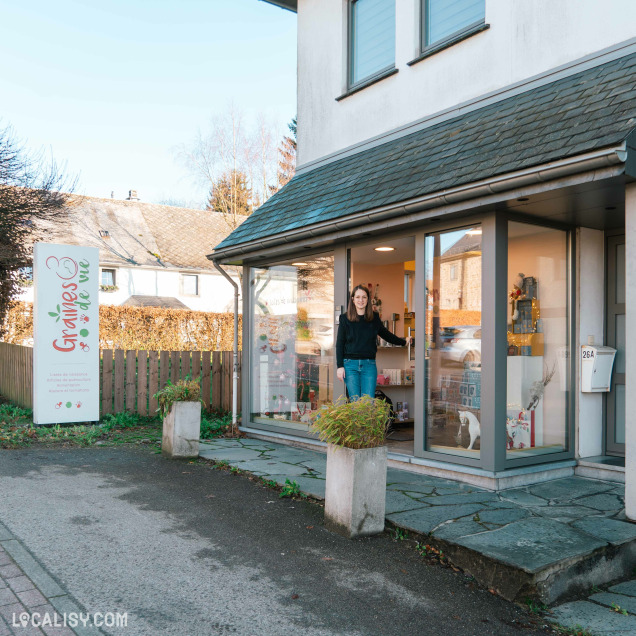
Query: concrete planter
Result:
<box><xmin>161</xmin><ymin>401</ymin><xmax>201</xmax><ymax>458</ymax></box>
<box><xmin>324</xmin><ymin>444</ymin><xmax>387</xmax><ymax>538</ymax></box>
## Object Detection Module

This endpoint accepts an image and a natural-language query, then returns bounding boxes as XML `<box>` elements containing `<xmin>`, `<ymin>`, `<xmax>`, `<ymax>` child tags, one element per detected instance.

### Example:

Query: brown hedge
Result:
<box><xmin>2</xmin><ymin>302</ymin><xmax>242</xmax><ymax>351</ymax></box>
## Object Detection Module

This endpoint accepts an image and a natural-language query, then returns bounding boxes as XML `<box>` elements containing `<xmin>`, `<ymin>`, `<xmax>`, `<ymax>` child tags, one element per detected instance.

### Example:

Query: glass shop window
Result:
<box><xmin>425</xmin><ymin>226</ymin><xmax>482</xmax><ymax>458</ymax></box>
<box><xmin>506</xmin><ymin>222</ymin><xmax>569</xmax><ymax>457</ymax></box>
<box><xmin>250</xmin><ymin>255</ymin><xmax>334</xmax><ymax>433</ymax></box>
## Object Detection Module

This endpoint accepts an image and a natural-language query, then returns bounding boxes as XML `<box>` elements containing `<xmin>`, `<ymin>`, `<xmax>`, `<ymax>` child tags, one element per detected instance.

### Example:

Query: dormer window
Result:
<box><xmin>99</xmin><ymin>230</ymin><xmax>110</xmax><ymax>238</ymax></box>
<box><xmin>349</xmin><ymin>0</ymin><xmax>395</xmax><ymax>87</ymax></box>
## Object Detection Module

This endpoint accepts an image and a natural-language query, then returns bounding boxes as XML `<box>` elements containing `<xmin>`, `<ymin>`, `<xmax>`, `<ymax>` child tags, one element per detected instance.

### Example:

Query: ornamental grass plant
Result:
<box><xmin>310</xmin><ymin>394</ymin><xmax>391</xmax><ymax>449</ymax></box>
<box><xmin>153</xmin><ymin>377</ymin><xmax>202</xmax><ymax>418</ymax></box>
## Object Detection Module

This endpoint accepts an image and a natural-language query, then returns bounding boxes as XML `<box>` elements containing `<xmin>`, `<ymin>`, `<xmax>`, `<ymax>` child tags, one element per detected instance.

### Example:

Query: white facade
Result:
<box><xmin>297</xmin><ymin>0</ymin><xmax>636</xmax><ymax>166</ymax></box>
<box><xmin>19</xmin><ymin>265</ymin><xmax>238</xmax><ymax>313</ymax></box>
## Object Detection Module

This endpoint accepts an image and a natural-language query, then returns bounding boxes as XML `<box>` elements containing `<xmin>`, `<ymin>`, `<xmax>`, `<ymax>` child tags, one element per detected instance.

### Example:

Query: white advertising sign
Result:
<box><xmin>33</xmin><ymin>243</ymin><xmax>100</xmax><ymax>424</ymax></box>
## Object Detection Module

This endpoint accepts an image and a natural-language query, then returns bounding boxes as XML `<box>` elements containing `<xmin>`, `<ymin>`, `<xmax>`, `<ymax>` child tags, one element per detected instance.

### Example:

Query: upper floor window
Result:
<box><xmin>422</xmin><ymin>0</ymin><xmax>485</xmax><ymax>50</ymax></box>
<box><xmin>349</xmin><ymin>0</ymin><xmax>395</xmax><ymax>87</ymax></box>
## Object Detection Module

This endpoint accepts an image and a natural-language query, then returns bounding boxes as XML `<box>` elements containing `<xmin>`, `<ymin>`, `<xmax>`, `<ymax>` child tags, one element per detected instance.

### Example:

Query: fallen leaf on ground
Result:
<box><xmin>205</xmin><ymin>494</ymin><xmax>215</xmax><ymax>498</ymax></box>
<box><xmin>306</xmin><ymin>525</ymin><xmax>314</xmax><ymax>530</ymax></box>
<box><xmin>291</xmin><ymin>594</ymin><xmax>299</xmax><ymax>600</ymax></box>
<box><xmin>321</xmin><ymin>557</ymin><xmax>333</xmax><ymax>561</ymax></box>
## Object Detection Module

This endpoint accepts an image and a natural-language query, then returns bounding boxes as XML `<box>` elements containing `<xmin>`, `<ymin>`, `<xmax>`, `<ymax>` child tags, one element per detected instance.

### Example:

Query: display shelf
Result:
<box><xmin>377</xmin><ymin>383</ymin><xmax>414</xmax><ymax>388</ymax></box>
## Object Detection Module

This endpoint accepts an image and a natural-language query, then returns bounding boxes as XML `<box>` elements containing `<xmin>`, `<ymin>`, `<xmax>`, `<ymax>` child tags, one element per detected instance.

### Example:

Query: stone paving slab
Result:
<box><xmin>198</xmin><ymin>447</ymin><xmax>265</xmax><ymax>461</ymax></box>
<box><xmin>433</xmin><ymin>518</ymin><xmax>486</xmax><ymax>540</ymax></box>
<box><xmin>388</xmin><ymin>504</ymin><xmax>484</xmax><ymax>535</ymax></box>
<box><xmin>499</xmin><ymin>490</ymin><xmax>549</xmax><ymax>506</ymax></box>
<box><xmin>527</xmin><ymin>477</ymin><xmax>616</xmax><ymax>502</ymax></box>
<box><xmin>611</xmin><ymin>581</ymin><xmax>636</xmax><ymax>596</ymax></box>
<box><xmin>572</xmin><ymin>517</ymin><xmax>636</xmax><ymax>546</ymax></box>
<box><xmin>472</xmin><ymin>507</ymin><xmax>530</xmax><ymax>525</ymax></box>
<box><xmin>384</xmin><ymin>491</ymin><xmax>430</xmax><ymax>515</ymax></box>
<box><xmin>453</xmin><ymin>518</ymin><xmax>607</xmax><ymax>573</ymax></box>
<box><xmin>589</xmin><ymin>591</ymin><xmax>636</xmax><ymax>614</ymax></box>
<box><xmin>386</xmin><ymin>483</ymin><xmax>436</xmax><ymax>495</ymax></box>
<box><xmin>549</xmin><ymin>600</ymin><xmax>636</xmax><ymax>634</ymax></box>
<box><xmin>533</xmin><ymin>505</ymin><xmax>597</xmax><ymax>520</ymax></box>
<box><xmin>288</xmin><ymin>476</ymin><xmax>326</xmax><ymax>499</ymax></box>
<box><xmin>424</xmin><ymin>491</ymin><xmax>501</xmax><ymax>506</ymax></box>
<box><xmin>576</xmin><ymin>493</ymin><xmax>624</xmax><ymax>511</ymax></box>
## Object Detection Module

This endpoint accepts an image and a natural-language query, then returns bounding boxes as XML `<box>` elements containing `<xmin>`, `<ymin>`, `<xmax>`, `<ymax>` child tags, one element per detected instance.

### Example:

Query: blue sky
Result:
<box><xmin>0</xmin><ymin>0</ymin><xmax>297</xmax><ymax>206</ymax></box>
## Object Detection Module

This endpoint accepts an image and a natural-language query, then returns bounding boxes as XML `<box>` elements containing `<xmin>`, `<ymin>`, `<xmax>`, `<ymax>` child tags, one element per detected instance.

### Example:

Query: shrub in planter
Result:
<box><xmin>311</xmin><ymin>395</ymin><xmax>391</xmax><ymax>538</ymax></box>
<box><xmin>154</xmin><ymin>378</ymin><xmax>202</xmax><ymax>458</ymax></box>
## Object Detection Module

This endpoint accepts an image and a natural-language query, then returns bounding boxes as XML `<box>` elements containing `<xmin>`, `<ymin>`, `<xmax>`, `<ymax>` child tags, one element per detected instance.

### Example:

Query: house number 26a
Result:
<box><xmin>582</xmin><ymin>350</ymin><xmax>595</xmax><ymax>359</ymax></box>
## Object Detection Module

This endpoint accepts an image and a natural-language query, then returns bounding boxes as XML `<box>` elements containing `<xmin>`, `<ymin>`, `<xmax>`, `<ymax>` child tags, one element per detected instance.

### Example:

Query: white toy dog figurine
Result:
<box><xmin>456</xmin><ymin>410</ymin><xmax>481</xmax><ymax>450</ymax></box>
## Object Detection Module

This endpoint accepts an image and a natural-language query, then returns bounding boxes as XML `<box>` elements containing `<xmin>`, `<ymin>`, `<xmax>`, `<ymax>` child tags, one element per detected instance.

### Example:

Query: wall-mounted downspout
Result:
<box><xmin>213</xmin><ymin>261</ymin><xmax>239</xmax><ymax>433</ymax></box>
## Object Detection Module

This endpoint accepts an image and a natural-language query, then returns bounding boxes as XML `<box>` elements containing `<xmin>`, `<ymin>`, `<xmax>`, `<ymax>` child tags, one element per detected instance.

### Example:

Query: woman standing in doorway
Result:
<box><xmin>336</xmin><ymin>285</ymin><xmax>412</xmax><ymax>400</ymax></box>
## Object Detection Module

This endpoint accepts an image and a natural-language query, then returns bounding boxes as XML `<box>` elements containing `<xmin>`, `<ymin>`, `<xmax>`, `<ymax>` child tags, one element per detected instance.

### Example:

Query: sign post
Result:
<box><xmin>33</xmin><ymin>243</ymin><xmax>100</xmax><ymax>424</ymax></box>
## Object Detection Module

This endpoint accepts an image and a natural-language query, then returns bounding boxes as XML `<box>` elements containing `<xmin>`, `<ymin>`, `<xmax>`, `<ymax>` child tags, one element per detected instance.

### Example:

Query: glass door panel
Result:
<box><xmin>425</xmin><ymin>227</ymin><xmax>482</xmax><ymax>458</ymax></box>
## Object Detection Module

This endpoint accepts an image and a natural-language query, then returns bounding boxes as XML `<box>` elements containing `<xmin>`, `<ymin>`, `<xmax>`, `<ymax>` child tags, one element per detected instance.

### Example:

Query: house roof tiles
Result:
<box><xmin>215</xmin><ymin>52</ymin><xmax>636</xmax><ymax>253</ymax></box>
<box><xmin>37</xmin><ymin>195</ymin><xmax>245</xmax><ymax>270</ymax></box>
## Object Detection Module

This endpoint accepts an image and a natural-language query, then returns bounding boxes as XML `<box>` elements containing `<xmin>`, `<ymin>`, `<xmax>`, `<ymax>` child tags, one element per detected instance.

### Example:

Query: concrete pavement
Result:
<box><xmin>0</xmin><ymin>446</ymin><xmax>547</xmax><ymax>636</ymax></box>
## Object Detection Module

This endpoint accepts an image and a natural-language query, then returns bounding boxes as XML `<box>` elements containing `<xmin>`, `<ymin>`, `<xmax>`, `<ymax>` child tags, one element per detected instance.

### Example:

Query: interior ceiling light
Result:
<box><xmin>291</xmin><ymin>262</ymin><xmax>308</xmax><ymax>266</ymax></box>
<box><xmin>467</xmin><ymin>229</ymin><xmax>482</xmax><ymax>235</ymax></box>
<box><xmin>374</xmin><ymin>246</ymin><xmax>395</xmax><ymax>252</ymax></box>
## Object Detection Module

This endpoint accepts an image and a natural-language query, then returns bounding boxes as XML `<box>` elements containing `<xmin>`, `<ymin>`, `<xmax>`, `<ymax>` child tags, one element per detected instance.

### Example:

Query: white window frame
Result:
<box><xmin>180</xmin><ymin>273</ymin><xmax>200</xmax><ymax>297</ymax></box>
<box><xmin>101</xmin><ymin>268</ymin><xmax>117</xmax><ymax>287</ymax></box>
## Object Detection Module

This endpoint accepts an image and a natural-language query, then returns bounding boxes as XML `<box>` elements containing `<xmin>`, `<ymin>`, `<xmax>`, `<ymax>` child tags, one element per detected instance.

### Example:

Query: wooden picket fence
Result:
<box><xmin>0</xmin><ymin>342</ymin><xmax>34</xmax><ymax>408</ymax></box>
<box><xmin>101</xmin><ymin>349</ymin><xmax>242</xmax><ymax>416</ymax></box>
<box><xmin>0</xmin><ymin>343</ymin><xmax>241</xmax><ymax>416</ymax></box>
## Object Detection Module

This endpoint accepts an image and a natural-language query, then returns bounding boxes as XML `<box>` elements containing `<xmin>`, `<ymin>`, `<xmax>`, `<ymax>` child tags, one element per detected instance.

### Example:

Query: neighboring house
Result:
<box><xmin>212</xmin><ymin>0</ymin><xmax>636</xmax><ymax>516</ymax></box>
<box><xmin>20</xmin><ymin>193</ymin><xmax>243</xmax><ymax>313</ymax></box>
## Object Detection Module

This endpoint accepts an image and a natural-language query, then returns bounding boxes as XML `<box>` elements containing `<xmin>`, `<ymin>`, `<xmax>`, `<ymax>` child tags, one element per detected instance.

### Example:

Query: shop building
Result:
<box><xmin>211</xmin><ymin>1</ymin><xmax>636</xmax><ymax>511</ymax></box>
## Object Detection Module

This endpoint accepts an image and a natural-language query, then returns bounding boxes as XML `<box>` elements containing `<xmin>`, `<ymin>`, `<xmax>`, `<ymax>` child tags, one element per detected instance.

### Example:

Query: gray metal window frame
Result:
<box><xmin>347</xmin><ymin>0</ymin><xmax>396</xmax><ymax>91</ymax></box>
<box><xmin>242</xmin><ymin>248</ymin><xmax>342</xmax><ymax>439</ymax></box>
<box><xmin>240</xmin><ymin>213</ymin><xmax>575</xmax><ymax>472</ymax></box>
<box><xmin>420</xmin><ymin>0</ymin><xmax>486</xmax><ymax>54</ymax></box>
<box><xmin>605</xmin><ymin>230</ymin><xmax>626</xmax><ymax>456</ymax></box>
<box><xmin>416</xmin><ymin>212</ymin><xmax>575</xmax><ymax>472</ymax></box>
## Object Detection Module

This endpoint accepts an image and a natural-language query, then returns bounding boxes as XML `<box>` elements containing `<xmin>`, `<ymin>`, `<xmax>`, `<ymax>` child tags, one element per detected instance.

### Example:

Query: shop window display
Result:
<box><xmin>506</xmin><ymin>222</ymin><xmax>569</xmax><ymax>457</ymax></box>
<box><xmin>425</xmin><ymin>227</ymin><xmax>482</xmax><ymax>458</ymax></box>
<box><xmin>348</xmin><ymin>238</ymin><xmax>416</xmax><ymax>455</ymax></box>
<box><xmin>250</xmin><ymin>256</ymin><xmax>334</xmax><ymax>431</ymax></box>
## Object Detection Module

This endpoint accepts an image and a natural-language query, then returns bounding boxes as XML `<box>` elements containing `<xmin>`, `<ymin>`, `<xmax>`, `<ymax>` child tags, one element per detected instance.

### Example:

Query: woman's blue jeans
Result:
<box><xmin>343</xmin><ymin>358</ymin><xmax>377</xmax><ymax>400</ymax></box>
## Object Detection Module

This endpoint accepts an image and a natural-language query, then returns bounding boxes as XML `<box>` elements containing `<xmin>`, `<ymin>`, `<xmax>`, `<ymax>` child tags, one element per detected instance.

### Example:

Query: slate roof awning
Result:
<box><xmin>214</xmin><ymin>51</ymin><xmax>636</xmax><ymax>255</ymax></box>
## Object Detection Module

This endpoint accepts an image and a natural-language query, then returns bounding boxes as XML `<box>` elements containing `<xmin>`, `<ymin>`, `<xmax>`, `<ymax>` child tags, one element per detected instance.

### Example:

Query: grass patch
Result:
<box><xmin>0</xmin><ymin>400</ymin><xmax>218</xmax><ymax>449</ymax></box>
<box><xmin>0</xmin><ymin>401</ymin><xmax>162</xmax><ymax>449</ymax></box>
<box><xmin>201</xmin><ymin>410</ymin><xmax>233</xmax><ymax>439</ymax></box>
<box><xmin>0</xmin><ymin>397</ymin><xmax>237</xmax><ymax>450</ymax></box>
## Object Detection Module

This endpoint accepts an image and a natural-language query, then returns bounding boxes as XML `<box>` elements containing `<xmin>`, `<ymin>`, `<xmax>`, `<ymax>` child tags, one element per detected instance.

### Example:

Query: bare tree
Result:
<box><xmin>0</xmin><ymin>124</ymin><xmax>75</xmax><ymax>335</ymax></box>
<box><xmin>176</xmin><ymin>104</ymin><xmax>284</xmax><ymax>230</ymax></box>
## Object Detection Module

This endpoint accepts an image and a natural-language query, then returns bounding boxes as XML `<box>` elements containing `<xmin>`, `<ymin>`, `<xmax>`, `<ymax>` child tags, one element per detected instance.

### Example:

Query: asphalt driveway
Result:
<box><xmin>0</xmin><ymin>446</ymin><xmax>547</xmax><ymax>636</ymax></box>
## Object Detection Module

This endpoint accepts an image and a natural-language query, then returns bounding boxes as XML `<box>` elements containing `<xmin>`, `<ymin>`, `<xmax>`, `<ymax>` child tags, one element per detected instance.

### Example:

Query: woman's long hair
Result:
<box><xmin>347</xmin><ymin>284</ymin><xmax>374</xmax><ymax>322</ymax></box>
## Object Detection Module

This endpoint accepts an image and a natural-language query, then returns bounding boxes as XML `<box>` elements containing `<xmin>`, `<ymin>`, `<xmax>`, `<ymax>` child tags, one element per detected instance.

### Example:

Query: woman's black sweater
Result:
<box><xmin>336</xmin><ymin>312</ymin><xmax>406</xmax><ymax>368</ymax></box>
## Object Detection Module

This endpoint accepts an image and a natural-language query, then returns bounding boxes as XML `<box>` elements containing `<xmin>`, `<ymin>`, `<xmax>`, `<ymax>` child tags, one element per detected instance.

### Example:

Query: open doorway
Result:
<box><xmin>349</xmin><ymin>236</ymin><xmax>416</xmax><ymax>456</ymax></box>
